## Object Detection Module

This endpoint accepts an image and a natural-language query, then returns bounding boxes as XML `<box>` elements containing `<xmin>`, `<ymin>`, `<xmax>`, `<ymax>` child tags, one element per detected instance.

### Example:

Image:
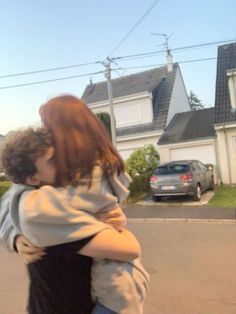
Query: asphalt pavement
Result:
<box><xmin>0</xmin><ymin>191</ymin><xmax>235</xmax><ymax>314</ymax></box>
<box><xmin>124</xmin><ymin>191</ymin><xmax>236</xmax><ymax>220</ymax></box>
<box><xmin>1</xmin><ymin>221</ymin><xmax>236</xmax><ymax>314</ymax></box>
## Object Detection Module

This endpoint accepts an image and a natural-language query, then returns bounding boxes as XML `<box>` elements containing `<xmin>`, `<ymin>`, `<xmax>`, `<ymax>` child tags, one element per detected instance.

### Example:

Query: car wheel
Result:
<box><xmin>193</xmin><ymin>184</ymin><xmax>201</xmax><ymax>201</ymax></box>
<box><xmin>209</xmin><ymin>177</ymin><xmax>215</xmax><ymax>191</ymax></box>
<box><xmin>152</xmin><ymin>195</ymin><xmax>160</xmax><ymax>202</ymax></box>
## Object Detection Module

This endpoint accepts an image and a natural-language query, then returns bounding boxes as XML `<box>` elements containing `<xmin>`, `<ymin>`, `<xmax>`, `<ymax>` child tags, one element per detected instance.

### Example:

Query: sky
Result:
<box><xmin>0</xmin><ymin>0</ymin><xmax>235</xmax><ymax>135</ymax></box>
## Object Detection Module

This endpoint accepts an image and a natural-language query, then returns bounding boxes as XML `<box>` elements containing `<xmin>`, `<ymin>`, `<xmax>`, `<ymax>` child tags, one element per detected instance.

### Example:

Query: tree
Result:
<box><xmin>96</xmin><ymin>111</ymin><xmax>111</xmax><ymax>137</ymax></box>
<box><xmin>188</xmin><ymin>91</ymin><xmax>204</xmax><ymax>111</ymax></box>
<box><xmin>125</xmin><ymin>144</ymin><xmax>159</xmax><ymax>177</ymax></box>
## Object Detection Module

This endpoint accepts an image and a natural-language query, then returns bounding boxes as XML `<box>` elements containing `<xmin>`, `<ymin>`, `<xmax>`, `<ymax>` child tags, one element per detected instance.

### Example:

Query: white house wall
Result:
<box><xmin>117</xmin><ymin>133</ymin><xmax>162</xmax><ymax>160</ymax></box>
<box><xmin>215</xmin><ymin>126</ymin><xmax>236</xmax><ymax>184</ymax></box>
<box><xmin>166</xmin><ymin>67</ymin><xmax>190</xmax><ymax>125</ymax></box>
<box><xmin>90</xmin><ymin>93</ymin><xmax>153</xmax><ymax>128</ymax></box>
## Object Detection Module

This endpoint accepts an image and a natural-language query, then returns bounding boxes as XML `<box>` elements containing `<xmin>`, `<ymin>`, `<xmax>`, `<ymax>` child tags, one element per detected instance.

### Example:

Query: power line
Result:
<box><xmin>0</xmin><ymin>70</ymin><xmax>104</xmax><ymax>90</ymax></box>
<box><xmin>112</xmin><ymin>38</ymin><xmax>236</xmax><ymax>61</ymax></box>
<box><xmin>1</xmin><ymin>38</ymin><xmax>234</xmax><ymax>80</ymax></box>
<box><xmin>179</xmin><ymin>57</ymin><xmax>217</xmax><ymax>64</ymax></box>
<box><xmin>112</xmin><ymin>56</ymin><xmax>217</xmax><ymax>71</ymax></box>
<box><xmin>0</xmin><ymin>61</ymin><xmax>101</xmax><ymax>79</ymax></box>
<box><xmin>0</xmin><ymin>57</ymin><xmax>219</xmax><ymax>90</ymax></box>
<box><xmin>108</xmin><ymin>0</ymin><xmax>161</xmax><ymax>57</ymax></box>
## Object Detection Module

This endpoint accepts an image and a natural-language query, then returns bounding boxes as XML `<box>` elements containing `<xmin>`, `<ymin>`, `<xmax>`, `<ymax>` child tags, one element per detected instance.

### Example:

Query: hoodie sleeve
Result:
<box><xmin>18</xmin><ymin>185</ymin><xmax>110</xmax><ymax>247</ymax></box>
<box><xmin>0</xmin><ymin>187</ymin><xmax>20</xmax><ymax>252</ymax></box>
<box><xmin>107</xmin><ymin>172</ymin><xmax>132</xmax><ymax>204</ymax></box>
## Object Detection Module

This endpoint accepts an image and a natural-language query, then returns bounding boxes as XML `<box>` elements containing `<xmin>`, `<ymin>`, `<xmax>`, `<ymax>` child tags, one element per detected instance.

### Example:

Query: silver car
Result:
<box><xmin>150</xmin><ymin>160</ymin><xmax>214</xmax><ymax>202</ymax></box>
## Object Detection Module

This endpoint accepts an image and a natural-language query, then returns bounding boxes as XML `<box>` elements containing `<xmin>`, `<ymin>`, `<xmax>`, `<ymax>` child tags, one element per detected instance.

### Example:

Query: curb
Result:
<box><xmin>127</xmin><ymin>218</ymin><xmax>236</xmax><ymax>224</ymax></box>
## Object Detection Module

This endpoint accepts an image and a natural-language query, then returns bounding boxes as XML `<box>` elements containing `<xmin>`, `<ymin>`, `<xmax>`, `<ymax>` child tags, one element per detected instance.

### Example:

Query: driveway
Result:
<box><xmin>137</xmin><ymin>191</ymin><xmax>214</xmax><ymax>206</ymax></box>
<box><xmin>124</xmin><ymin>191</ymin><xmax>236</xmax><ymax>221</ymax></box>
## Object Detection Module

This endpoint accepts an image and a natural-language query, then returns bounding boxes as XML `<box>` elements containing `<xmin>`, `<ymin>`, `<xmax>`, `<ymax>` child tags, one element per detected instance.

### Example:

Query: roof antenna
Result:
<box><xmin>150</xmin><ymin>32</ymin><xmax>174</xmax><ymax>51</ymax></box>
<box><xmin>150</xmin><ymin>33</ymin><xmax>174</xmax><ymax>72</ymax></box>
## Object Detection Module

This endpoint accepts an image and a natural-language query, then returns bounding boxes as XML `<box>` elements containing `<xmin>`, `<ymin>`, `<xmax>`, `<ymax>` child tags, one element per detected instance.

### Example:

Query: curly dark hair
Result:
<box><xmin>1</xmin><ymin>128</ymin><xmax>53</xmax><ymax>184</ymax></box>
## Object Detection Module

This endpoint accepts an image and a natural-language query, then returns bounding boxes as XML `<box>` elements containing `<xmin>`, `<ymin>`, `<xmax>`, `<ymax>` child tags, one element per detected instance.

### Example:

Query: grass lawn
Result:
<box><xmin>0</xmin><ymin>181</ymin><xmax>11</xmax><ymax>199</ymax></box>
<box><xmin>209</xmin><ymin>185</ymin><xmax>236</xmax><ymax>207</ymax></box>
<box><xmin>1</xmin><ymin>182</ymin><xmax>235</xmax><ymax>208</ymax></box>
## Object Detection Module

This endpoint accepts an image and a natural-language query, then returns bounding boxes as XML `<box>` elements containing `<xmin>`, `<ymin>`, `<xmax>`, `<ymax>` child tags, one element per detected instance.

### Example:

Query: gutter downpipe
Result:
<box><xmin>223</xmin><ymin>125</ymin><xmax>232</xmax><ymax>184</ymax></box>
<box><xmin>214</xmin><ymin>137</ymin><xmax>221</xmax><ymax>185</ymax></box>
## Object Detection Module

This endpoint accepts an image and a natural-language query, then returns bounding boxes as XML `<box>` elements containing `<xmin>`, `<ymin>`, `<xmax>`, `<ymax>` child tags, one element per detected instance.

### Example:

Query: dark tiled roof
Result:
<box><xmin>82</xmin><ymin>65</ymin><xmax>174</xmax><ymax>103</ymax></box>
<box><xmin>214</xmin><ymin>42</ymin><xmax>236</xmax><ymax>124</ymax></box>
<box><xmin>82</xmin><ymin>65</ymin><xmax>178</xmax><ymax>134</ymax></box>
<box><xmin>158</xmin><ymin>108</ymin><xmax>216</xmax><ymax>145</ymax></box>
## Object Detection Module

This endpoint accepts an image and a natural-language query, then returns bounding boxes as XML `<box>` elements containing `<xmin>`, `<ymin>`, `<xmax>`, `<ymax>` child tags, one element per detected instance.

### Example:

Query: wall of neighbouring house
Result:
<box><xmin>117</xmin><ymin>132</ymin><xmax>162</xmax><ymax>161</ymax></box>
<box><xmin>90</xmin><ymin>93</ymin><xmax>160</xmax><ymax>160</ymax></box>
<box><xmin>166</xmin><ymin>67</ymin><xmax>191</xmax><ymax>126</ymax></box>
<box><xmin>158</xmin><ymin>138</ymin><xmax>218</xmax><ymax>182</ymax></box>
<box><xmin>91</xmin><ymin>93</ymin><xmax>153</xmax><ymax>128</ymax></box>
<box><xmin>215</xmin><ymin>126</ymin><xmax>236</xmax><ymax>184</ymax></box>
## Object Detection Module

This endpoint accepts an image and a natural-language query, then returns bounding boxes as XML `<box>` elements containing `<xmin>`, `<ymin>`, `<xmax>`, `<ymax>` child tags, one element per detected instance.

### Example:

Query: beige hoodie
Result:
<box><xmin>0</xmin><ymin>168</ymin><xmax>149</xmax><ymax>314</ymax></box>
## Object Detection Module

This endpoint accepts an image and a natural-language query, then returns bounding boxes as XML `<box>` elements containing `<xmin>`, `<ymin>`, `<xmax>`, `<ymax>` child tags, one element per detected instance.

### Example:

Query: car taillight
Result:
<box><xmin>179</xmin><ymin>173</ymin><xmax>193</xmax><ymax>181</ymax></box>
<box><xmin>150</xmin><ymin>175</ymin><xmax>158</xmax><ymax>183</ymax></box>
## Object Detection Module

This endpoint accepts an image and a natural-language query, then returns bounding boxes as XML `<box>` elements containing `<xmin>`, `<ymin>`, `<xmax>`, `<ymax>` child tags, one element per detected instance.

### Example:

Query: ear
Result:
<box><xmin>25</xmin><ymin>175</ymin><xmax>41</xmax><ymax>186</ymax></box>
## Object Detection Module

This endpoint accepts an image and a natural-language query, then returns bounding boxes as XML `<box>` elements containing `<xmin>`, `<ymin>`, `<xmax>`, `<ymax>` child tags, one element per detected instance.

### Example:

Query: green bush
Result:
<box><xmin>0</xmin><ymin>175</ymin><xmax>7</xmax><ymax>182</ymax></box>
<box><xmin>125</xmin><ymin>145</ymin><xmax>158</xmax><ymax>199</ymax></box>
<box><xmin>129</xmin><ymin>172</ymin><xmax>152</xmax><ymax>198</ymax></box>
<box><xmin>126</xmin><ymin>144</ymin><xmax>159</xmax><ymax>177</ymax></box>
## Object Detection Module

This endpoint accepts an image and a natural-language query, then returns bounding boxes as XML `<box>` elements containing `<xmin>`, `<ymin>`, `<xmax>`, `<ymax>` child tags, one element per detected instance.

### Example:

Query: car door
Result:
<box><xmin>192</xmin><ymin>161</ymin><xmax>202</xmax><ymax>188</ymax></box>
<box><xmin>197</xmin><ymin>161</ymin><xmax>208</xmax><ymax>191</ymax></box>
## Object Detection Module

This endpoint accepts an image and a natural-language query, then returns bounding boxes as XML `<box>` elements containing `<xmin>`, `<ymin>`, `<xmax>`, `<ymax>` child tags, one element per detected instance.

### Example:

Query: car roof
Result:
<box><xmin>158</xmin><ymin>160</ymin><xmax>195</xmax><ymax>167</ymax></box>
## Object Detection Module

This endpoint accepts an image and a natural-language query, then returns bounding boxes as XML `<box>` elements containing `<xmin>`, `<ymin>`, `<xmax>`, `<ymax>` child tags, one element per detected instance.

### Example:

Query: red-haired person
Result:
<box><xmin>1</xmin><ymin>96</ymin><xmax>149</xmax><ymax>314</ymax></box>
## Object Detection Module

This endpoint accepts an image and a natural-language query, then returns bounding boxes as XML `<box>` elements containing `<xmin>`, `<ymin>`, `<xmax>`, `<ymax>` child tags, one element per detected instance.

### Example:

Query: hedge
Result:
<box><xmin>129</xmin><ymin>172</ymin><xmax>152</xmax><ymax>198</ymax></box>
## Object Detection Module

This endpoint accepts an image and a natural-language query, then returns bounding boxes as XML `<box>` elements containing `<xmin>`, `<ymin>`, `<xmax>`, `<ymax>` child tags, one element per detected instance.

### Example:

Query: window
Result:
<box><xmin>114</xmin><ymin>103</ymin><xmax>141</xmax><ymax>127</ymax></box>
<box><xmin>227</xmin><ymin>68</ymin><xmax>236</xmax><ymax>111</ymax></box>
<box><xmin>155</xmin><ymin>164</ymin><xmax>190</xmax><ymax>175</ymax></box>
<box><xmin>197</xmin><ymin>161</ymin><xmax>207</xmax><ymax>172</ymax></box>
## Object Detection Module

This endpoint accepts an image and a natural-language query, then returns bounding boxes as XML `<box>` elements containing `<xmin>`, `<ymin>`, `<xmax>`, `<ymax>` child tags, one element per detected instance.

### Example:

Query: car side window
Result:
<box><xmin>192</xmin><ymin>161</ymin><xmax>200</xmax><ymax>171</ymax></box>
<box><xmin>197</xmin><ymin>161</ymin><xmax>207</xmax><ymax>172</ymax></box>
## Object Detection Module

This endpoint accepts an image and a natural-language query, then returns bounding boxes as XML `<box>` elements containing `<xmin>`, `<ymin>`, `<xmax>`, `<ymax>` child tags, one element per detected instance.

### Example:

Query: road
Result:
<box><xmin>0</xmin><ymin>219</ymin><xmax>236</xmax><ymax>314</ymax></box>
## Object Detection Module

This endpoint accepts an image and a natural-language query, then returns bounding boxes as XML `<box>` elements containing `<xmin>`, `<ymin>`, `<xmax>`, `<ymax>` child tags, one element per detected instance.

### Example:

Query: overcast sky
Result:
<box><xmin>0</xmin><ymin>0</ymin><xmax>235</xmax><ymax>135</ymax></box>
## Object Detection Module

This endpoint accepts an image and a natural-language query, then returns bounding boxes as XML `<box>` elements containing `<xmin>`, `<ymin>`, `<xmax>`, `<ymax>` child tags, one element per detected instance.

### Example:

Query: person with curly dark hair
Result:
<box><xmin>1</xmin><ymin>95</ymin><xmax>149</xmax><ymax>314</ymax></box>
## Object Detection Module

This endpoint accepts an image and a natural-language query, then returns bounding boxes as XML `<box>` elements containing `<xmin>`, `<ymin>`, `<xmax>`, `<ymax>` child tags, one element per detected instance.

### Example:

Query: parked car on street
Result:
<box><xmin>150</xmin><ymin>160</ymin><xmax>214</xmax><ymax>202</ymax></box>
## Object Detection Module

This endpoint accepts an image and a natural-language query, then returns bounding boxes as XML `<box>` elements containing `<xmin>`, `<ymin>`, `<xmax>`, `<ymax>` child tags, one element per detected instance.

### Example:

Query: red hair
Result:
<box><xmin>39</xmin><ymin>94</ymin><xmax>124</xmax><ymax>186</ymax></box>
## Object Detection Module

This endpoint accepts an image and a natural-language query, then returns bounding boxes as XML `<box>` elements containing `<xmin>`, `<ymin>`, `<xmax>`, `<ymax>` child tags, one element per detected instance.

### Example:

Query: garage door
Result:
<box><xmin>170</xmin><ymin>144</ymin><xmax>216</xmax><ymax>165</ymax></box>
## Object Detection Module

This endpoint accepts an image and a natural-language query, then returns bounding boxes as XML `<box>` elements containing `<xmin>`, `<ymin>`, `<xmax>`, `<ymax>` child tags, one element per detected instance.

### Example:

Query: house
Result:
<box><xmin>157</xmin><ymin>108</ymin><xmax>218</xmax><ymax>180</ymax></box>
<box><xmin>82</xmin><ymin>56</ymin><xmax>190</xmax><ymax>160</ymax></box>
<box><xmin>158</xmin><ymin>42</ymin><xmax>236</xmax><ymax>184</ymax></box>
<box><xmin>214</xmin><ymin>42</ymin><xmax>236</xmax><ymax>184</ymax></box>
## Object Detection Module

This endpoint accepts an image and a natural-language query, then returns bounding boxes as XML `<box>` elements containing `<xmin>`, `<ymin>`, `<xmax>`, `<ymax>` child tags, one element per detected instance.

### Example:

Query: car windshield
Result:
<box><xmin>155</xmin><ymin>164</ymin><xmax>190</xmax><ymax>175</ymax></box>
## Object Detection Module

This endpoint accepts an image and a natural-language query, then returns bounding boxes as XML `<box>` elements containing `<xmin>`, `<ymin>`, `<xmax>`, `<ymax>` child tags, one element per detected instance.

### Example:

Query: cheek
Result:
<box><xmin>49</xmin><ymin>166</ymin><xmax>57</xmax><ymax>182</ymax></box>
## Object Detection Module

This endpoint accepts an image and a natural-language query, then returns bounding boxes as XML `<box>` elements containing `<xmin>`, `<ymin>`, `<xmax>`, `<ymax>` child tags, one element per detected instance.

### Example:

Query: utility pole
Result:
<box><xmin>103</xmin><ymin>58</ymin><xmax>117</xmax><ymax>147</ymax></box>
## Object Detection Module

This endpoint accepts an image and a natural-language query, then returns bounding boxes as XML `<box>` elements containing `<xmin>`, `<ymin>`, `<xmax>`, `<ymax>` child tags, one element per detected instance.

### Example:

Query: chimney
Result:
<box><xmin>166</xmin><ymin>49</ymin><xmax>173</xmax><ymax>72</ymax></box>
